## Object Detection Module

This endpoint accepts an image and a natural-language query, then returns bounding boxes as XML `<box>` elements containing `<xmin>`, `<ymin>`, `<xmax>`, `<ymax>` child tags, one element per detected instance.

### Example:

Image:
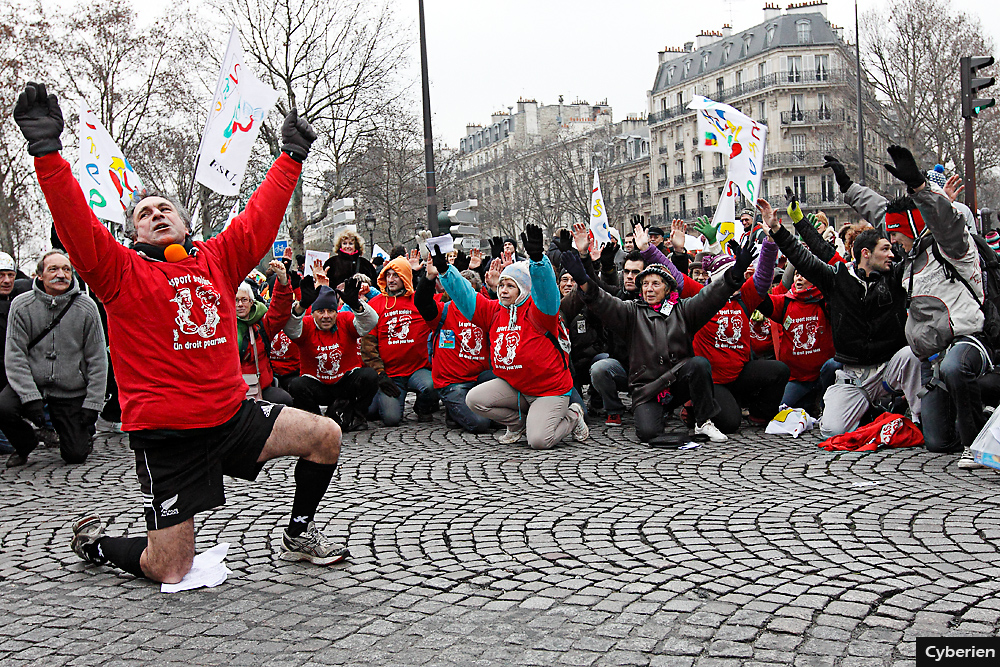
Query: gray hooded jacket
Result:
<box><xmin>4</xmin><ymin>277</ymin><xmax>107</xmax><ymax>409</ymax></box>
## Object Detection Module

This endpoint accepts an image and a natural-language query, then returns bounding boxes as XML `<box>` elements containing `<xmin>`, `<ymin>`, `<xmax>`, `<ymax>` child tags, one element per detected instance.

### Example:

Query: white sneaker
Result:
<box><xmin>497</xmin><ymin>427</ymin><xmax>525</xmax><ymax>444</ymax></box>
<box><xmin>568</xmin><ymin>403</ymin><xmax>589</xmax><ymax>442</ymax></box>
<box><xmin>958</xmin><ymin>448</ymin><xmax>988</xmax><ymax>470</ymax></box>
<box><xmin>694</xmin><ymin>419</ymin><xmax>727</xmax><ymax>443</ymax></box>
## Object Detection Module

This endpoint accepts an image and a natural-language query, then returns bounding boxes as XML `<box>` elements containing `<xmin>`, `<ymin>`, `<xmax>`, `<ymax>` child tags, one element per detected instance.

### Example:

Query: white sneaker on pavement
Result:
<box><xmin>497</xmin><ymin>427</ymin><xmax>525</xmax><ymax>444</ymax></box>
<box><xmin>568</xmin><ymin>403</ymin><xmax>589</xmax><ymax>442</ymax></box>
<box><xmin>694</xmin><ymin>419</ymin><xmax>727</xmax><ymax>443</ymax></box>
<box><xmin>958</xmin><ymin>448</ymin><xmax>988</xmax><ymax>470</ymax></box>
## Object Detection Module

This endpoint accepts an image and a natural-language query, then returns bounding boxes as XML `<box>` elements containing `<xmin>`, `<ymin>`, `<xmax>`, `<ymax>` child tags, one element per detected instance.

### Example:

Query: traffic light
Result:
<box><xmin>961</xmin><ymin>56</ymin><xmax>995</xmax><ymax>118</ymax></box>
<box><xmin>437</xmin><ymin>210</ymin><xmax>452</xmax><ymax>235</ymax></box>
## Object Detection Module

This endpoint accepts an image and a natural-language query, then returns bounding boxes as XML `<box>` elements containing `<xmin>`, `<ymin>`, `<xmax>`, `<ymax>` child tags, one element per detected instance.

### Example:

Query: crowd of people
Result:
<box><xmin>5</xmin><ymin>81</ymin><xmax>1000</xmax><ymax>586</ymax></box>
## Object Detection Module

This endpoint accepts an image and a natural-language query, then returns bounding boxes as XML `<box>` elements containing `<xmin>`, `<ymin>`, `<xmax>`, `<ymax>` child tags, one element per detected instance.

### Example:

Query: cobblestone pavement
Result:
<box><xmin>3</xmin><ymin>411</ymin><xmax>1000</xmax><ymax>667</ymax></box>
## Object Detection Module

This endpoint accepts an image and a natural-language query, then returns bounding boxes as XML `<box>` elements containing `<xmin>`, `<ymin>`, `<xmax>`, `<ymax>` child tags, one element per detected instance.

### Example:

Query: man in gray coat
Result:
<box><xmin>1</xmin><ymin>250</ymin><xmax>107</xmax><ymax>467</ymax></box>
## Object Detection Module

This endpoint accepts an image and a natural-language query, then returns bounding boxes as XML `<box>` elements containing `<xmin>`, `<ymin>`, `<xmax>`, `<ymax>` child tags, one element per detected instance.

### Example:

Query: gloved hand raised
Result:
<box><xmin>338</xmin><ymin>277</ymin><xmax>362</xmax><ymax>311</ymax></box>
<box><xmin>377</xmin><ymin>372</ymin><xmax>401</xmax><ymax>398</ymax></box>
<box><xmin>726</xmin><ymin>240</ymin><xmax>757</xmax><ymax>283</ymax></box>
<box><xmin>12</xmin><ymin>82</ymin><xmax>64</xmax><ymax>157</ymax></box>
<box><xmin>520</xmin><ymin>224</ymin><xmax>545</xmax><ymax>262</ymax></box>
<box><xmin>884</xmin><ymin>145</ymin><xmax>926</xmax><ymax>193</ymax></box>
<box><xmin>298</xmin><ymin>275</ymin><xmax>317</xmax><ymax>310</ymax></box>
<box><xmin>599</xmin><ymin>240</ymin><xmax>619</xmax><ymax>271</ymax></box>
<box><xmin>454</xmin><ymin>249</ymin><xmax>470</xmax><ymax>271</ymax></box>
<box><xmin>693</xmin><ymin>215</ymin><xmax>719</xmax><ymax>245</ymax></box>
<box><xmin>823</xmin><ymin>155</ymin><xmax>854</xmax><ymax>193</ymax></box>
<box><xmin>555</xmin><ymin>229</ymin><xmax>573</xmax><ymax>253</ymax></box>
<box><xmin>281</xmin><ymin>108</ymin><xmax>317</xmax><ymax>162</ymax></box>
<box><xmin>560</xmin><ymin>248</ymin><xmax>591</xmax><ymax>289</ymax></box>
<box><xmin>430</xmin><ymin>244</ymin><xmax>450</xmax><ymax>276</ymax></box>
<box><xmin>488</xmin><ymin>236</ymin><xmax>503</xmax><ymax>259</ymax></box>
<box><xmin>785</xmin><ymin>187</ymin><xmax>804</xmax><ymax>223</ymax></box>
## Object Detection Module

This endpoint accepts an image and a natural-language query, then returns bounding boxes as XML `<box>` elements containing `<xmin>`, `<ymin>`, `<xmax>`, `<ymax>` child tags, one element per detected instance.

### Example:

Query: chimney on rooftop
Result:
<box><xmin>763</xmin><ymin>2</ymin><xmax>781</xmax><ymax>19</ymax></box>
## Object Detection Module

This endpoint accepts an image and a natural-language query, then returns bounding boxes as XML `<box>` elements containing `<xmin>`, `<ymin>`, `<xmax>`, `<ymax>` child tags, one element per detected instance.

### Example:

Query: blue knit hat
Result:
<box><xmin>926</xmin><ymin>164</ymin><xmax>946</xmax><ymax>189</ymax></box>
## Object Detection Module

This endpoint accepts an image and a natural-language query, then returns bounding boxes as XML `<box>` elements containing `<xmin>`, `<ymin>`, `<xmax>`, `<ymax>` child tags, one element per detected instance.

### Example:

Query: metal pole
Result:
<box><xmin>964</xmin><ymin>115</ymin><xmax>976</xmax><ymax>212</ymax></box>
<box><xmin>855</xmin><ymin>0</ymin><xmax>865</xmax><ymax>186</ymax></box>
<box><xmin>418</xmin><ymin>0</ymin><xmax>439</xmax><ymax>235</ymax></box>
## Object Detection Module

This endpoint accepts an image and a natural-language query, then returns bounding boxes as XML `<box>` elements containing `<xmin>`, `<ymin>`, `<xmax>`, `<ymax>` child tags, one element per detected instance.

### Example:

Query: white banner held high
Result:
<box><xmin>77</xmin><ymin>104</ymin><xmax>144</xmax><ymax>228</ymax></box>
<box><xmin>195</xmin><ymin>27</ymin><xmax>280</xmax><ymax>196</ymax></box>
<box><xmin>589</xmin><ymin>170</ymin><xmax>612</xmax><ymax>247</ymax></box>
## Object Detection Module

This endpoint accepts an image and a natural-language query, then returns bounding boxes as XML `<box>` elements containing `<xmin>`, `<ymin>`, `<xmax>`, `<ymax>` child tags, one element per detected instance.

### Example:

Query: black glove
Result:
<box><xmin>599</xmin><ymin>241</ymin><xmax>619</xmax><ymax>271</ymax></box>
<box><xmin>377</xmin><ymin>372</ymin><xmax>401</xmax><ymax>398</ymax></box>
<box><xmin>520</xmin><ymin>224</ymin><xmax>545</xmax><ymax>262</ymax></box>
<box><xmin>12</xmin><ymin>82</ymin><xmax>64</xmax><ymax>157</ymax></box>
<box><xmin>21</xmin><ymin>399</ymin><xmax>46</xmax><ymax>428</ymax></box>
<box><xmin>82</xmin><ymin>408</ymin><xmax>99</xmax><ymax>426</ymax></box>
<box><xmin>289</xmin><ymin>269</ymin><xmax>301</xmax><ymax>290</ymax></box>
<box><xmin>298</xmin><ymin>275</ymin><xmax>317</xmax><ymax>310</ymax></box>
<box><xmin>338</xmin><ymin>277</ymin><xmax>362</xmax><ymax>310</ymax></box>
<box><xmin>555</xmin><ymin>229</ymin><xmax>573</xmax><ymax>253</ymax></box>
<box><xmin>489</xmin><ymin>236</ymin><xmax>503</xmax><ymax>259</ymax></box>
<box><xmin>891</xmin><ymin>242</ymin><xmax>906</xmax><ymax>263</ymax></box>
<box><xmin>726</xmin><ymin>240</ymin><xmax>757</xmax><ymax>282</ymax></box>
<box><xmin>884</xmin><ymin>145</ymin><xmax>925</xmax><ymax>193</ymax></box>
<box><xmin>431</xmin><ymin>244</ymin><xmax>450</xmax><ymax>276</ymax></box>
<box><xmin>280</xmin><ymin>108</ymin><xmax>317</xmax><ymax>162</ymax></box>
<box><xmin>560</xmin><ymin>249</ymin><xmax>591</xmax><ymax>288</ymax></box>
<box><xmin>823</xmin><ymin>155</ymin><xmax>854</xmax><ymax>193</ymax></box>
<box><xmin>454</xmin><ymin>249</ymin><xmax>470</xmax><ymax>272</ymax></box>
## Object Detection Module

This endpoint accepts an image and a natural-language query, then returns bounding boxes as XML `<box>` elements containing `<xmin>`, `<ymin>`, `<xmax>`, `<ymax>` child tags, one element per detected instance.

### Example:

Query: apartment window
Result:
<box><xmin>736</xmin><ymin>70</ymin><xmax>744</xmax><ymax>86</ymax></box>
<box><xmin>716</xmin><ymin>77</ymin><xmax>725</xmax><ymax>97</ymax></box>
<box><xmin>818</xmin><ymin>93</ymin><xmax>831</xmax><ymax>119</ymax></box>
<box><xmin>788</xmin><ymin>56</ymin><xmax>802</xmax><ymax>83</ymax></box>
<box><xmin>796</xmin><ymin>20</ymin><xmax>812</xmax><ymax>44</ymax></box>
<box><xmin>702</xmin><ymin>52</ymin><xmax>711</xmax><ymax>71</ymax></box>
<box><xmin>742</xmin><ymin>34</ymin><xmax>752</xmax><ymax>56</ymax></box>
<box><xmin>793</xmin><ymin>175</ymin><xmax>807</xmax><ymax>197</ymax></box>
<box><xmin>821</xmin><ymin>174</ymin><xmax>836</xmax><ymax>202</ymax></box>
<box><xmin>684</xmin><ymin>59</ymin><xmax>692</xmax><ymax>77</ymax></box>
<box><xmin>679</xmin><ymin>194</ymin><xmax>687</xmax><ymax>218</ymax></box>
<box><xmin>695</xmin><ymin>155</ymin><xmax>703</xmax><ymax>172</ymax></box>
<box><xmin>761</xmin><ymin>178</ymin><xmax>769</xmax><ymax>199</ymax></box>
<box><xmin>677</xmin><ymin>91</ymin><xmax>684</xmax><ymax>107</ymax></box>
<box><xmin>676</xmin><ymin>159</ymin><xmax>685</xmax><ymax>176</ymax></box>
<box><xmin>716</xmin><ymin>154</ymin><xmax>724</xmax><ymax>168</ymax></box>
<box><xmin>815</xmin><ymin>54</ymin><xmax>829</xmax><ymax>81</ymax></box>
<box><xmin>758</xmin><ymin>101</ymin><xmax>766</xmax><ymax>121</ymax></box>
<box><xmin>661</xmin><ymin>97</ymin><xmax>668</xmax><ymax>111</ymax></box>
<box><xmin>697</xmin><ymin>190</ymin><xmax>705</xmax><ymax>211</ymax></box>
<box><xmin>791</xmin><ymin>133</ymin><xmax>806</xmax><ymax>154</ymax></box>
<box><xmin>758</xmin><ymin>62</ymin><xmax>767</xmax><ymax>79</ymax></box>
<box><xmin>460</xmin><ymin>139</ymin><xmax>466</xmax><ymax>153</ymax></box>
<box><xmin>662</xmin><ymin>197</ymin><xmax>670</xmax><ymax>217</ymax></box>
<box><xmin>723</xmin><ymin>43</ymin><xmax>732</xmax><ymax>63</ymax></box>
<box><xmin>766</xmin><ymin>24</ymin><xmax>776</xmax><ymax>46</ymax></box>
<box><xmin>660</xmin><ymin>163</ymin><xmax>668</xmax><ymax>179</ymax></box>
<box><xmin>644</xmin><ymin>174</ymin><xmax>651</xmax><ymax>193</ymax></box>
<box><xmin>790</xmin><ymin>94</ymin><xmax>804</xmax><ymax>121</ymax></box>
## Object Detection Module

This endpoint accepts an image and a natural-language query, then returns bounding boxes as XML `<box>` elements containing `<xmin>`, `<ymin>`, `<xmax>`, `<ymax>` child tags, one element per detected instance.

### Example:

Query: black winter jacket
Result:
<box><xmin>772</xmin><ymin>222</ymin><xmax>908</xmax><ymax>366</ymax></box>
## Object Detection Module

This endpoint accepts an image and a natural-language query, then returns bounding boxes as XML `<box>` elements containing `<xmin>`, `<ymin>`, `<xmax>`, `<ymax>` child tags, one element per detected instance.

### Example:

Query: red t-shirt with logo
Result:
<box><xmin>294</xmin><ymin>313</ymin><xmax>362</xmax><ymax>384</ymax></box>
<box><xmin>766</xmin><ymin>291</ymin><xmax>834</xmax><ymax>382</ymax></box>
<box><xmin>692</xmin><ymin>282</ymin><xmax>764</xmax><ymax>384</ymax></box>
<box><xmin>748</xmin><ymin>312</ymin><xmax>774</xmax><ymax>358</ymax></box>
<box><xmin>270</xmin><ymin>330</ymin><xmax>300</xmax><ymax>376</ymax></box>
<box><xmin>431</xmin><ymin>297</ymin><xmax>489</xmax><ymax>389</ymax></box>
<box><xmin>368</xmin><ymin>293</ymin><xmax>436</xmax><ymax>378</ymax></box>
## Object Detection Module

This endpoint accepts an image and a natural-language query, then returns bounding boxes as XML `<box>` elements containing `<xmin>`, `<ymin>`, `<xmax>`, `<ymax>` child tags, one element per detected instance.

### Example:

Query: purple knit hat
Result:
<box><xmin>702</xmin><ymin>253</ymin><xmax>736</xmax><ymax>283</ymax></box>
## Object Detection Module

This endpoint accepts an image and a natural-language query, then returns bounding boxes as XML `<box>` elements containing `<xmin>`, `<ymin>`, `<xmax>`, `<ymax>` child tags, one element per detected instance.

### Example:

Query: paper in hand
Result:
<box><xmin>424</xmin><ymin>234</ymin><xmax>455</xmax><ymax>255</ymax></box>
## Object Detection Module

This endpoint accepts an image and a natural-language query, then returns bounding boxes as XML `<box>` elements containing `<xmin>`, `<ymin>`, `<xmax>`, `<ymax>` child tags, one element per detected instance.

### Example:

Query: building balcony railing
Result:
<box><xmin>649</xmin><ymin>69</ymin><xmax>853</xmax><ymax>127</ymax></box>
<box><xmin>691</xmin><ymin>170</ymin><xmax>705</xmax><ymax>183</ymax></box>
<box><xmin>712</xmin><ymin>166</ymin><xmax>727</xmax><ymax>178</ymax></box>
<box><xmin>657</xmin><ymin>177</ymin><xmax>670</xmax><ymax>190</ymax></box>
<box><xmin>658</xmin><ymin>145</ymin><xmax>670</xmax><ymax>154</ymax></box>
<box><xmin>648</xmin><ymin>214</ymin><xmax>665</xmax><ymax>226</ymax></box>
<box><xmin>764</xmin><ymin>150</ymin><xmax>827</xmax><ymax>168</ymax></box>
<box><xmin>780</xmin><ymin>108</ymin><xmax>847</xmax><ymax>125</ymax></box>
<box><xmin>674</xmin><ymin>174</ymin><xmax>687</xmax><ymax>186</ymax></box>
<box><xmin>674</xmin><ymin>140</ymin><xmax>684</xmax><ymax>150</ymax></box>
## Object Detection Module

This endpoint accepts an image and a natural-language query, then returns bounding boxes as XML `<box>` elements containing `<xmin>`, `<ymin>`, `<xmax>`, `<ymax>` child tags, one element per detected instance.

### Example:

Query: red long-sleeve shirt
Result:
<box><xmin>35</xmin><ymin>152</ymin><xmax>301</xmax><ymax>431</ymax></box>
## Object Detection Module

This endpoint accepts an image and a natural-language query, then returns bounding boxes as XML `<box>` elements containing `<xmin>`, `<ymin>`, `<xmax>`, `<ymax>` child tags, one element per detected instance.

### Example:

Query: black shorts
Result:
<box><xmin>131</xmin><ymin>400</ymin><xmax>284</xmax><ymax>531</ymax></box>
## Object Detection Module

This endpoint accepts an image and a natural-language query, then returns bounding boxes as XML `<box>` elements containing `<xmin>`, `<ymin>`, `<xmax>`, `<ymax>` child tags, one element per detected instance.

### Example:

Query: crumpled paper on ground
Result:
<box><xmin>161</xmin><ymin>542</ymin><xmax>231</xmax><ymax>593</ymax></box>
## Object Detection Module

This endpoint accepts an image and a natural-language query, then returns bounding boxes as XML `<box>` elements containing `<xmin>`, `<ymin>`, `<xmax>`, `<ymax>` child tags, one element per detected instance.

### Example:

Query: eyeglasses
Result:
<box><xmin>623</xmin><ymin>269</ymin><xmax>641</xmax><ymax>275</ymax></box>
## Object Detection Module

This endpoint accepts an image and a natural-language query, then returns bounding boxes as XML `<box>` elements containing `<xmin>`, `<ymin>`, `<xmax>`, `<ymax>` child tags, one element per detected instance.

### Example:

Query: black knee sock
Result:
<box><xmin>287</xmin><ymin>459</ymin><xmax>337</xmax><ymax>537</ymax></box>
<box><xmin>85</xmin><ymin>536</ymin><xmax>148</xmax><ymax>578</ymax></box>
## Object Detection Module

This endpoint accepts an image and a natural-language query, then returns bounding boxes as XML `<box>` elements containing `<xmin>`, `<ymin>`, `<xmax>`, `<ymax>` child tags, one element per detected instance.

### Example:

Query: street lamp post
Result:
<box><xmin>365</xmin><ymin>208</ymin><xmax>375</xmax><ymax>251</ymax></box>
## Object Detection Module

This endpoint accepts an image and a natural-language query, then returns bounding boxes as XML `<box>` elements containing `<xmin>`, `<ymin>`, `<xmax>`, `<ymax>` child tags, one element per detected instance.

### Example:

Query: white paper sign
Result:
<box><xmin>425</xmin><ymin>234</ymin><xmax>455</xmax><ymax>255</ymax></box>
<box><xmin>304</xmin><ymin>250</ymin><xmax>330</xmax><ymax>277</ymax></box>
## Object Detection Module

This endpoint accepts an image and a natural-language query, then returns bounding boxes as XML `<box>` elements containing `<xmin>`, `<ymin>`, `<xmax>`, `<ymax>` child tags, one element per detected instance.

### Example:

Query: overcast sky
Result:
<box><xmin>48</xmin><ymin>0</ymin><xmax>1000</xmax><ymax>146</ymax></box>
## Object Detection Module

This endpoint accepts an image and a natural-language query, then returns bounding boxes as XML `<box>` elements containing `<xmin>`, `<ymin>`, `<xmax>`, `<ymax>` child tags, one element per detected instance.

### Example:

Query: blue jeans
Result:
<box><xmin>439</xmin><ymin>370</ymin><xmax>495</xmax><ymax>433</ymax></box>
<box><xmin>590</xmin><ymin>357</ymin><xmax>628</xmax><ymax>414</ymax></box>
<box><xmin>780</xmin><ymin>358</ymin><xmax>840</xmax><ymax>411</ymax></box>
<box><xmin>921</xmin><ymin>340</ymin><xmax>989</xmax><ymax>452</ymax></box>
<box><xmin>371</xmin><ymin>368</ymin><xmax>438</xmax><ymax>427</ymax></box>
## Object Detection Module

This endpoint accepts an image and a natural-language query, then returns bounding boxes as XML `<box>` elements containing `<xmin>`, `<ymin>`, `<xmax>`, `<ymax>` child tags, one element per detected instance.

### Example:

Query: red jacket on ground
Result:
<box><xmin>35</xmin><ymin>151</ymin><xmax>301</xmax><ymax>431</ymax></box>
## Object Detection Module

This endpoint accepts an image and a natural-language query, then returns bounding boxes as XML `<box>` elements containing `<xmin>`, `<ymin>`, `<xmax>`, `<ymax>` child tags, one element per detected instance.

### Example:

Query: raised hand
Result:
<box><xmin>500</xmin><ymin>249</ymin><xmax>514</xmax><ymax>270</ymax></box>
<box><xmin>489</xmin><ymin>236</ymin><xmax>503</xmax><ymax>259</ymax></box>
<box><xmin>468</xmin><ymin>247</ymin><xmax>484</xmax><ymax>269</ymax></box>
<box><xmin>822</xmin><ymin>155</ymin><xmax>854</xmax><ymax>193</ymax></box>
<box><xmin>298</xmin><ymin>276</ymin><xmax>317</xmax><ymax>310</ymax></box>
<box><xmin>756</xmin><ymin>198</ymin><xmax>781</xmax><ymax>233</ymax></box>
<box><xmin>728</xmin><ymin>240</ymin><xmax>757</xmax><ymax>280</ymax></box>
<box><xmin>485</xmin><ymin>258</ymin><xmax>502</xmax><ymax>289</ymax></box>
<box><xmin>670</xmin><ymin>219</ymin><xmax>686</xmax><ymax>251</ymax></box>
<box><xmin>408</xmin><ymin>248</ymin><xmax>424</xmax><ymax>272</ymax></box>
<box><xmin>572</xmin><ymin>222</ymin><xmax>590</xmax><ymax>253</ymax></box>
<box><xmin>560</xmin><ymin>248</ymin><xmax>591</xmax><ymax>289</ymax></box>
<box><xmin>554</xmin><ymin>229</ymin><xmax>573</xmax><ymax>253</ymax></box>
<box><xmin>280</xmin><ymin>108</ymin><xmax>317</xmax><ymax>162</ymax></box>
<box><xmin>520</xmin><ymin>223</ymin><xmax>545</xmax><ymax>262</ymax></box>
<box><xmin>884</xmin><ymin>145</ymin><xmax>926</xmax><ymax>192</ymax></box>
<box><xmin>339</xmin><ymin>277</ymin><xmax>362</xmax><ymax>310</ymax></box>
<box><xmin>784</xmin><ymin>187</ymin><xmax>803</xmax><ymax>223</ymax></box>
<box><xmin>269</xmin><ymin>259</ymin><xmax>288</xmax><ymax>285</ymax></box>
<box><xmin>693</xmin><ymin>215</ymin><xmax>719</xmax><ymax>244</ymax></box>
<box><xmin>430</xmin><ymin>244</ymin><xmax>449</xmax><ymax>277</ymax></box>
<box><xmin>599</xmin><ymin>240</ymin><xmax>619</xmax><ymax>270</ymax></box>
<box><xmin>632</xmin><ymin>221</ymin><xmax>650</xmax><ymax>251</ymax></box>
<box><xmin>944</xmin><ymin>175</ymin><xmax>964</xmax><ymax>202</ymax></box>
<box><xmin>454</xmin><ymin>249</ymin><xmax>471</xmax><ymax>271</ymax></box>
<box><xmin>312</xmin><ymin>260</ymin><xmax>329</xmax><ymax>286</ymax></box>
<box><xmin>12</xmin><ymin>82</ymin><xmax>64</xmax><ymax>157</ymax></box>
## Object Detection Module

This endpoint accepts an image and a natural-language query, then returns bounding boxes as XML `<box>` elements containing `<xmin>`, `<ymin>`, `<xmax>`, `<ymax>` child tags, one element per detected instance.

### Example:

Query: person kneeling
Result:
<box><xmin>562</xmin><ymin>242</ymin><xmax>757</xmax><ymax>446</ymax></box>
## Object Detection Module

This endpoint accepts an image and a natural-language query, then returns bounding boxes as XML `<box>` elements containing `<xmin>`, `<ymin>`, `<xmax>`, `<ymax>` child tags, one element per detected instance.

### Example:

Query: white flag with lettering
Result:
<box><xmin>195</xmin><ymin>27</ymin><xmax>280</xmax><ymax>196</ymax></box>
<box><xmin>589</xmin><ymin>170</ymin><xmax>612</xmax><ymax>246</ymax></box>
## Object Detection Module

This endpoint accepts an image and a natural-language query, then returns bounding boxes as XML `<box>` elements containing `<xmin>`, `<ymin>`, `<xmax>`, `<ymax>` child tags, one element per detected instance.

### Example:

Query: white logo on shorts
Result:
<box><xmin>260</xmin><ymin>403</ymin><xmax>274</xmax><ymax>417</ymax></box>
<box><xmin>160</xmin><ymin>494</ymin><xmax>179</xmax><ymax>517</ymax></box>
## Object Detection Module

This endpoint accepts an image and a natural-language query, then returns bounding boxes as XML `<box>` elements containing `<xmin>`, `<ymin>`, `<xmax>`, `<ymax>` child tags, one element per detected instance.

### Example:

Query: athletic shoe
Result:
<box><xmin>568</xmin><ymin>403</ymin><xmax>589</xmax><ymax>442</ymax></box>
<box><xmin>694</xmin><ymin>419</ymin><xmax>728</xmax><ymax>443</ymax></box>
<box><xmin>280</xmin><ymin>521</ymin><xmax>350</xmax><ymax>565</ymax></box>
<box><xmin>71</xmin><ymin>515</ymin><xmax>106</xmax><ymax>563</ymax></box>
<box><xmin>958</xmin><ymin>448</ymin><xmax>989</xmax><ymax>470</ymax></box>
<box><xmin>605</xmin><ymin>413</ymin><xmax>622</xmax><ymax>426</ymax></box>
<box><xmin>6</xmin><ymin>453</ymin><xmax>27</xmax><ymax>468</ymax></box>
<box><xmin>416</xmin><ymin>412</ymin><xmax>434</xmax><ymax>423</ymax></box>
<box><xmin>497</xmin><ymin>427</ymin><xmax>525</xmax><ymax>444</ymax></box>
